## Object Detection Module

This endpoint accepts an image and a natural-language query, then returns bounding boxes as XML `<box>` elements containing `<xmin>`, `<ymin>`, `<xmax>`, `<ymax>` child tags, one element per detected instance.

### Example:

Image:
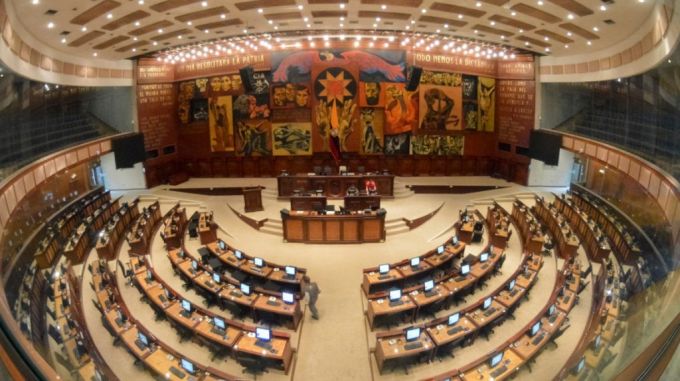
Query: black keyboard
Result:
<box><xmin>424</xmin><ymin>290</ymin><xmax>437</xmax><ymax>298</ymax></box>
<box><xmin>510</xmin><ymin>289</ymin><xmax>519</xmax><ymax>297</ymax></box>
<box><xmin>229</xmin><ymin>291</ymin><xmax>242</xmax><ymax>298</ymax></box>
<box><xmin>490</xmin><ymin>365</ymin><xmax>508</xmax><ymax>378</ymax></box>
<box><xmin>169</xmin><ymin>366</ymin><xmax>186</xmax><ymax>379</ymax></box>
<box><xmin>531</xmin><ymin>333</ymin><xmax>546</xmax><ymax>345</ymax></box>
<box><xmin>447</xmin><ymin>326</ymin><xmax>464</xmax><ymax>335</ymax></box>
<box><xmin>254</xmin><ymin>340</ymin><xmax>272</xmax><ymax>350</ymax></box>
<box><xmin>481</xmin><ymin>264</ymin><xmax>489</xmax><ymax>270</ymax></box>
<box><xmin>404</xmin><ymin>341</ymin><xmax>423</xmax><ymax>351</ymax></box>
<box><xmin>378</xmin><ymin>274</ymin><xmax>391</xmax><ymax>280</ymax></box>
<box><xmin>454</xmin><ymin>276</ymin><xmax>466</xmax><ymax>282</ymax></box>
<box><xmin>266</xmin><ymin>300</ymin><xmax>281</xmax><ymax>307</ymax></box>
<box><xmin>134</xmin><ymin>339</ymin><xmax>147</xmax><ymax>351</ymax></box>
<box><xmin>283</xmin><ymin>274</ymin><xmax>296</xmax><ymax>280</ymax></box>
<box><xmin>180</xmin><ymin>310</ymin><xmax>191</xmax><ymax>319</ymax></box>
<box><xmin>115</xmin><ymin>318</ymin><xmax>125</xmax><ymax>327</ymax></box>
<box><xmin>251</xmin><ymin>267</ymin><xmax>262</xmax><ymax>273</ymax></box>
<box><xmin>211</xmin><ymin>327</ymin><xmax>226</xmax><ymax>337</ymax></box>
<box><xmin>483</xmin><ymin>307</ymin><xmax>497</xmax><ymax>317</ymax></box>
<box><xmin>159</xmin><ymin>295</ymin><xmax>167</xmax><ymax>303</ymax></box>
<box><xmin>549</xmin><ymin>314</ymin><xmax>557</xmax><ymax>323</ymax></box>
<box><xmin>563</xmin><ymin>295</ymin><xmax>571</xmax><ymax>304</ymax></box>
<box><xmin>389</xmin><ymin>299</ymin><xmax>404</xmax><ymax>307</ymax></box>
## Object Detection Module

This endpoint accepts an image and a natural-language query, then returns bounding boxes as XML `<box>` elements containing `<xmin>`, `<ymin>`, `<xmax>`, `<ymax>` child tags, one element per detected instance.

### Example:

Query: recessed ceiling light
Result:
<box><xmin>421</xmin><ymin>8</ymin><xmax>427</xmax><ymax>13</ymax></box>
<box><xmin>187</xmin><ymin>21</ymin><xmax>192</xmax><ymax>25</ymax></box>
<box><xmin>567</xmin><ymin>32</ymin><xmax>572</xmax><ymax>36</ymax></box>
<box><xmin>132</xmin><ymin>48</ymin><xmax>137</xmax><ymax>52</ymax></box>
<box><xmin>458</xmin><ymin>14</ymin><xmax>463</xmax><ymax>19</ymax></box>
<box><xmin>134</xmin><ymin>21</ymin><xmax>140</xmax><ymax>26</ymax></box>
<box><xmin>133</xmin><ymin>37</ymin><xmax>138</xmax><ymax>41</ymax></box>
<box><xmin>201</xmin><ymin>1</ymin><xmax>208</xmax><ymax>7</ymax></box>
<box><xmin>537</xmin><ymin>0</ymin><xmax>543</xmax><ymax>5</ymax></box>
<box><xmin>157</xmin><ymin>28</ymin><xmax>163</xmax><ymax>33</ymax></box>
<box><xmin>511</xmin><ymin>11</ymin><xmax>516</xmax><ymax>16</ymax></box>
<box><xmin>519</xmin><ymin>29</ymin><xmax>524</xmax><ymax>33</ymax></box>
<box><xmin>567</xmin><ymin>14</ymin><xmax>574</xmax><ymax>20</ymax></box>
<box><xmin>47</xmin><ymin>22</ymin><xmax>54</xmax><ymax>28</ymax></box>
<box><xmin>593</xmin><ymin>26</ymin><xmax>599</xmax><ymax>32</ymax></box>
<box><xmin>668</xmin><ymin>59</ymin><xmax>672</xmax><ymax>63</ymax></box>
<box><xmin>32</xmin><ymin>0</ymin><xmax>39</xmax><ymax>4</ymax></box>
<box><xmin>81</xmin><ymin>26</ymin><xmax>87</xmax><ymax>32</ymax></box>
<box><xmin>475</xmin><ymin>2</ymin><xmax>481</xmax><ymax>7</ymax></box>
<box><xmin>382</xmin><ymin>4</ymin><xmax>387</xmax><ymax>10</ymax></box>
<box><xmin>600</xmin><ymin>5</ymin><xmax>607</xmax><ymax>11</ymax></box>
<box><xmin>153</xmin><ymin>41</ymin><xmax>158</xmax><ymax>46</ymax></box>
<box><xmin>93</xmin><ymin>52</ymin><xmax>98</xmax><ymax>57</ymax></box>
<box><xmin>138</xmin><ymin>0</ymin><xmax>144</xmax><ymax>4</ymax></box>
<box><xmin>268</xmin><ymin>20</ymin><xmax>273</xmax><ymax>24</ymax></box>
<box><xmin>545</xmin><ymin>47</ymin><xmax>550</xmax><ymax>52</ymax></box>
<box><xmin>220</xmin><ymin>14</ymin><xmax>226</xmax><ymax>19</ymax></box>
<box><xmin>107</xmin><ymin>13</ymin><xmax>113</xmax><ymax>19</ymax></box>
<box><xmin>587</xmin><ymin>41</ymin><xmax>592</xmax><ymax>45</ymax></box>
<box><xmin>564</xmin><ymin>44</ymin><xmax>569</xmax><ymax>48</ymax></box>
<box><xmin>444</xmin><ymin>24</ymin><xmax>449</xmax><ymax>28</ymax></box>
<box><xmin>490</xmin><ymin>21</ymin><xmax>495</xmax><ymax>26</ymax></box>
<box><xmin>376</xmin><ymin>17</ymin><xmax>381</xmax><ymax>22</ymax></box>
<box><xmin>257</xmin><ymin>8</ymin><xmax>263</xmax><ymax>13</ymax></box>
<box><xmin>60</xmin><ymin>37</ymin><xmax>66</xmax><ymax>43</ymax></box>
<box><xmin>544</xmin><ymin>36</ymin><xmax>549</xmax><ymax>41</ymax></box>
<box><xmin>298</xmin><ymin>5</ymin><xmax>303</xmax><ymax>10</ymax></box>
<box><xmin>339</xmin><ymin>3</ymin><xmax>345</xmax><ymax>9</ymax></box>
<box><xmin>411</xmin><ymin>20</ymin><xmax>415</xmax><ymax>24</ymax></box>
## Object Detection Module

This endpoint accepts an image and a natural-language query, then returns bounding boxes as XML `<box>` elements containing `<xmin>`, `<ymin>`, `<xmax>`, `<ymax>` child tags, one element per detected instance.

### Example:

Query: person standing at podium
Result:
<box><xmin>365</xmin><ymin>179</ymin><xmax>377</xmax><ymax>195</ymax></box>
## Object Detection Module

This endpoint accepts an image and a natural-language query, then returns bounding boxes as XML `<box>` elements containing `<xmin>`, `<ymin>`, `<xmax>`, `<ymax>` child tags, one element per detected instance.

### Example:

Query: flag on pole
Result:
<box><xmin>329</xmin><ymin>101</ymin><xmax>341</xmax><ymax>165</ymax></box>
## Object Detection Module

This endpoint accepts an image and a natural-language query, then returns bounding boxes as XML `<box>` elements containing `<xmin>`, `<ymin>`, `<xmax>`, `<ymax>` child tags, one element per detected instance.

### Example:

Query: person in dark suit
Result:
<box><xmin>302</xmin><ymin>275</ymin><xmax>321</xmax><ymax>320</ymax></box>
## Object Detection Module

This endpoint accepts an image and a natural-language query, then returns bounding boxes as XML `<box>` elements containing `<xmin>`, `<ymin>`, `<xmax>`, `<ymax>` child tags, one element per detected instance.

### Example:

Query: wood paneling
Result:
<box><xmin>265</xmin><ymin>12</ymin><xmax>303</xmax><ymax>21</ymax></box>
<box><xmin>488</xmin><ymin>15</ymin><xmax>536</xmax><ymax>31</ymax></box>
<box><xmin>93</xmin><ymin>36</ymin><xmax>130</xmax><ymax>50</ymax></box>
<box><xmin>535</xmin><ymin>29</ymin><xmax>574</xmax><ymax>43</ymax></box>
<box><xmin>150</xmin><ymin>0</ymin><xmax>203</xmax><ymax>13</ymax></box>
<box><xmin>516</xmin><ymin>35</ymin><xmax>550</xmax><ymax>48</ymax></box>
<box><xmin>234</xmin><ymin>0</ymin><xmax>296</xmax><ymax>11</ymax></box>
<box><xmin>430</xmin><ymin>3</ymin><xmax>486</xmax><ymax>18</ymax></box>
<box><xmin>194</xmin><ymin>19</ymin><xmax>243</xmax><ymax>31</ymax></box>
<box><xmin>129</xmin><ymin>20</ymin><xmax>174</xmax><ymax>36</ymax></box>
<box><xmin>559</xmin><ymin>23</ymin><xmax>599</xmax><ymax>39</ymax></box>
<box><xmin>311</xmin><ymin>10</ymin><xmax>348</xmax><ymax>18</ymax></box>
<box><xmin>102</xmin><ymin>10</ymin><xmax>150</xmax><ymax>31</ymax></box>
<box><xmin>473</xmin><ymin>24</ymin><xmax>514</xmax><ymax>37</ymax></box>
<box><xmin>361</xmin><ymin>0</ymin><xmax>422</xmax><ymax>7</ymax></box>
<box><xmin>68</xmin><ymin>31</ymin><xmax>106</xmax><ymax>47</ymax></box>
<box><xmin>151</xmin><ymin>28</ymin><xmax>192</xmax><ymax>41</ymax></box>
<box><xmin>358</xmin><ymin>11</ymin><xmax>411</xmax><ymax>20</ymax></box>
<box><xmin>480</xmin><ymin>0</ymin><xmax>510</xmax><ymax>5</ymax></box>
<box><xmin>115</xmin><ymin>40</ymin><xmax>149</xmax><ymax>52</ymax></box>
<box><xmin>70</xmin><ymin>0</ymin><xmax>121</xmax><ymax>26</ymax></box>
<box><xmin>175</xmin><ymin>6</ymin><xmax>229</xmax><ymax>22</ymax></box>
<box><xmin>418</xmin><ymin>16</ymin><xmax>466</xmax><ymax>28</ymax></box>
<box><xmin>511</xmin><ymin>3</ymin><xmax>561</xmax><ymax>23</ymax></box>
<box><xmin>547</xmin><ymin>0</ymin><xmax>593</xmax><ymax>17</ymax></box>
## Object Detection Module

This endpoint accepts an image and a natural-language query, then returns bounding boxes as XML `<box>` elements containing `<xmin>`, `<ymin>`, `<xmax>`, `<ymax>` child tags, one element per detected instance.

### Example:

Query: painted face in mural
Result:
<box><xmin>365</xmin><ymin>83</ymin><xmax>380</xmax><ymax>106</ymax></box>
<box><xmin>231</xmin><ymin>75</ymin><xmax>242</xmax><ymax>90</ymax></box>
<box><xmin>273</xmin><ymin>87</ymin><xmax>287</xmax><ymax>106</ymax></box>
<box><xmin>220</xmin><ymin>76</ymin><xmax>232</xmax><ymax>91</ymax></box>
<box><xmin>295</xmin><ymin>87</ymin><xmax>309</xmax><ymax>107</ymax></box>
<box><xmin>285</xmin><ymin>83</ymin><xmax>296</xmax><ymax>102</ymax></box>
<box><xmin>210</xmin><ymin>77</ymin><xmax>222</xmax><ymax>92</ymax></box>
<box><xmin>386</xmin><ymin>85</ymin><xmax>402</xmax><ymax>101</ymax></box>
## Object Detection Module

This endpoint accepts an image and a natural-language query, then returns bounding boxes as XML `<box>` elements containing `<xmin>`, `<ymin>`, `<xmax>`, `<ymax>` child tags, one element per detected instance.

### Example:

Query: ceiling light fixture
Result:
<box><xmin>47</xmin><ymin>22</ymin><xmax>54</xmax><ymax>29</ymax></box>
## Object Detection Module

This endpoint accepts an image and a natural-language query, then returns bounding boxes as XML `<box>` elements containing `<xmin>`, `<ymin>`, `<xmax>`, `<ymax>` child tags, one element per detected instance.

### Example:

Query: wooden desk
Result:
<box><xmin>144</xmin><ymin>348</ymin><xmax>193</xmax><ymax>381</ymax></box>
<box><xmin>426</xmin><ymin>316</ymin><xmax>477</xmax><ymax>349</ymax></box>
<box><xmin>556</xmin><ymin>290</ymin><xmax>577</xmax><ymax>313</ymax></box>
<box><xmin>496</xmin><ymin>287</ymin><xmax>526</xmax><ymax>308</ymax></box>
<box><xmin>282</xmin><ymin>209</ymin><xmax>386</xmax><ymax>243</ymax></box>
<box><xmin>367</xmin><ymin>295</ymin><xmax>416</xmax><ymax>330</ymax></box>
<box><xmin>195</xmin><ymin>319</ymin><xmax>240</xmax><ymax>348</ymax></box>
<box><xmin>541</xmin><ymin>310</ymin><xmax>567</xmax><ymax>335</ymax></box>
<box><xmin>467</xmin><ymin>300</ymin><xmax>507</xmax><ymax>329</ymax></box>
<box><xmin>278</xmin><ymin>173</ymin><xmax>394</xmax><ymax>198</ymax></box>
<box><xmin>290</xmin><ymin>195</ymin><xmax>327</xmax><ymax>211</ymax></box>
<box><xmin>344</xmin><ymin>195</ymin><xmax>381</xmax><ymax>211</ymax></box>
<box><xmin>77</xmin><ymin>360</ymin><xmax>96</xmax><ymax>381</ymax></box>
<box><xmin>512</xmin><ymin>329</ymin><xmax>551</xmax><ymax>360</ymax></box>
<box><xmin>236</xmin><ymin>333</ymin><xmax>294</xmax><ymax>373</ymax></box>
<box><xmin>375</xmin><ymin>331</ymin><xmax>435</xmax><ymax>373</ymax></box>
<box><xmin>460</xmin><ymin>348</ymin><xmax>523</xmax><ymax>381</ymax></box>
<box><xmin>410</xmin><ymin>285</ymin><xmax>448</xmax><ymax>316</ymax></box>
<box><xmin>458</xmin><ymin>221</ymin><xmax>474</xmax><ymax>244</ymax></box>
<box><xmin>198</xmin><ymin>212</ymin><xmax>217</xmax><ymax>244</ymax></box>
<box><xmin>252</xmin><ymin>295</ymin><xmax>302</xmax><ymax>330</ymax></box>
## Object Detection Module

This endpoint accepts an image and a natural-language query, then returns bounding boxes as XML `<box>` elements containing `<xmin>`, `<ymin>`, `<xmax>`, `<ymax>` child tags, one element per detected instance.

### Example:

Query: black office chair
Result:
<box><xmin>357</xmin><ymin>165</ymin><xmax>365</xmax><ymax>174</ymax></box>
<box><xmin>313</xmin><ymin>166</ymin><xmax>322</xmax><ymax>175</ymax></box>
<box><xmin>240</xmin><ymin>356</ymin><xmax>268</xmax><ymax>380</ymax></box>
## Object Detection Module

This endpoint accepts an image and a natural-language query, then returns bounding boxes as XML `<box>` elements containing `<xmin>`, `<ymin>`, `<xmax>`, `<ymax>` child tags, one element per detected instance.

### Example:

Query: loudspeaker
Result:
<box><xmin>405</xmin><ymin>66</ymin><xmax>422</xmax><ymax>92</ymax></box>
<box><xmin>239</xmin><ymin>66</ymin><xmax>255</xmax><ymax>93</ymax></box>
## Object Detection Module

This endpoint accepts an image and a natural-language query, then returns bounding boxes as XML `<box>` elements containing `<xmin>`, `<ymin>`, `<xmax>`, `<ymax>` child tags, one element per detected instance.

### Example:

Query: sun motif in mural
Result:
<box><xmin>314</xmin><ymin>68</ymin><xmax>357</xmax><ymax>105</ymax></box>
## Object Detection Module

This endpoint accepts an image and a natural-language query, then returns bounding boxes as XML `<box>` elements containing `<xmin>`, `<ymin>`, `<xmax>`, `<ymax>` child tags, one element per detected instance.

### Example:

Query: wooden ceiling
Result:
<box><xmin>9</xmin><ymin>0</ymin><xmax>655</xmax><ymax>61</ymax></box>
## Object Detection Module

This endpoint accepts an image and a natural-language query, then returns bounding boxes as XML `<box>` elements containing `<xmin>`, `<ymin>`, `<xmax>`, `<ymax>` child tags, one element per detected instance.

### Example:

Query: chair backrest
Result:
<box><xmin>357</xmin><ymin>166</ymin><xmax>365</xmax><ymax>174</ymax></box>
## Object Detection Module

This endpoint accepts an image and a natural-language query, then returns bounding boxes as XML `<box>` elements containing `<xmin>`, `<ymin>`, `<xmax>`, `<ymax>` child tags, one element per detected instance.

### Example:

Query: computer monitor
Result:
<box><xmin>138</xmin><ymin>332</ymin><xmax>149</xmax><ymax>347</ymax></box>
<box><xmin>116</xmin><ymin>310</ymin><xmax>124</xmax><ymax>322</ymax></box>
<box><xmin>212</xmin><ymin>273</ymin><xmax>220</xmax><ymax>284</ymax></box>
<box><xmin>490</xmin><ymin>352</ymin><xmax>504</xmax><ymax>368</ymax></box>
<box><xmin>254</xmin><ymin>257</ymin><xmax>264</xmax><ymax>267</ymax></box>
<box><xmin>452</xmin><ymin>236</ymin><xmax>459</xmax><ymax>245</ymax></box>
<box><xmin>424</xmin><ymin>280</ymin><xmax>434</xmax><ymax>292</ymax></box>
<box><xmin>480</xmin><ymin>253</ymin><xmax>489</xmax><ymax>262</ymax></box>
<box><xmin>180</xmin><ymin>358</ymin><xmax>195</xmax><ymax>375</ymax></box>
<box><xmin>448</xmin><ymin>313</ymin><xmax>460</xmax><ymax>326</ymax></box>
<box><xmin>461</xmin><ymin>264</ymin><xmax>470</xmax><ymax>275</ymax></box>
<box><xmin>240</xmin><ymin>283</ymin><xmax>251</xmax><ymax>295</ymax></box>
<box><xmin>593</xmin><ymin>335</ymin><xmax>602</xmax><ymax>350</ymax></box>
<box><xmin>574</xmin><ymin>357</ymin><xmax>586</xmax><ymax>374</ymax></box>
<box><xmin>282</xmin><ymin>292</ymin><xmax>294</xmax><ymax>304</ymax></box>
<box><xmin>213</xmin><ymin>317</ymin><xmax>225</xmax><ymax>330</ymax></box>
<box><xmin>256</xmin><ymin>327</ymin><xmax>271</xmax><ymax>342</ymax></box>
<box><xmin>483</xmin><ymin>297</ymin><xmax>492</xmax><ymax>310</ymax></box>
<box><xmin>530</xmin><ymin>321</ymin><xmax>541</xmax><ymax>337</ymax></box>
<box><xmin>508</xmin><ymin>279</ymin><xmax>516</xmax><ymax>291</ymax></box>
<box><xmin>389</xmin><ymin>289</ymin><xmax>402</xmax><ymax>301</ymax></box>
<box><xmin>235</xmin><ymin>250</ymin><xmax>243</xmax><ymax>259</ymax></box>
<box><xmin>548</xmin><ymin>304</ymin><xmax>556</xmax><ymax>316</ymax></box>
<box><xmin>191</xmin><ymin>260</ymin><xmax>198</xmax><ymax>270</ymax></box>
<box><xmin>378</xmin><ymin>264</ymin><xmax>389</xmax><ymax>274</ymax></box>
<box><xmin>410</xmin><ymin>257</ymin><xmax>420</xmax><ymax>268</ymax></box>
<box><xmin>285</xmin><ymin>266</ymin><xmax>296</xmax><ymax>276</ymax></box>
<box><xmin>181</xmin><ymin>299</ymin><xmax>191</xmax><ymax>313</ymax></box>
<box><xmin>437</xmin><ymin>245</ymin><xmax>445</xmax><ymax>254</ymax></box>
<box><xmin>405</xmin><ymin>327</ymin><xmax>420</xmax><ymax>342</ymax></box>
<box><xmin>146</xmin><ymin>270</ymin><xmax>152</xmax><ymax>281</ymax></box>
<box><xmin>218</xmin><ymin>240</ymin><xmax>226</xmax><ymax>251</ymax></box>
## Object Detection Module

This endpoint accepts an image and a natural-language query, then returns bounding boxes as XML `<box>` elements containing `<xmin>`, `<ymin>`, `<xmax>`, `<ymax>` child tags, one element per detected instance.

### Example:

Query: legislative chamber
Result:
<box><xmin>0</xmin><ymin>1</ymin><xmax>678</xmax><ymax>381</ymax></box>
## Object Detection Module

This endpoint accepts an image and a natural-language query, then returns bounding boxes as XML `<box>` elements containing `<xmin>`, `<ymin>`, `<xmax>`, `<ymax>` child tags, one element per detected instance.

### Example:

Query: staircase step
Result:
<box><xmin>386</xmin><ymin>226</ymin><xmax>410</xmax><ymax>235</ymax></box>
<box><xmin>259</xmin><ymin>227</ymin><xmax>282</xmax><ymax>236</ymax></box>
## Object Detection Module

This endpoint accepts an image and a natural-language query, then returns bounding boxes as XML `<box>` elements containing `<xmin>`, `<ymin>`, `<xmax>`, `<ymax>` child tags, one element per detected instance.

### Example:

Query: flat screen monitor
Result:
<box><xmin>285</xmin><ymin>266</ymin><xmax>296</xmax><ymax>276</ymax></box>
<box><xmin>181</xmin><ymin>299</ymin><xmax>191</xmax><ymax>313</ymax></box>
<box><xmin>378</xmin><ymin>264</ymin><xmax>389</xmax><ymax>274</ymax></box>
<box><xmin>410</xmin><ymin>257</ymin><xmax>420</xmax><ymax>267</ymax></box>
<box><xmin>548</xmin><ymin>304</ymin><xmax>556</xmax><ymax>316</ymax></box>
<box><xmin>138</xmin><ymin>332</ymin><xmax>148</xmax><ymax>346</ymax></box>
<box><xmin>424</xmin><ymin>280</ymin><xmax>434</xmax><ymax>292</ymax></box>
<box><xmin>575</xmin><ymin>357</ymin><xmax>586</xmax><ymax>374</ymax></box>
<box><xmin>191</xmin><ymin>260</ymin><xmax>198</xmax><ymax>270</ymax></box>
<box><xmin>116</xmin><ymin>310</ymin><xmax>124</xmax><ymax>322</ymax></box>
<box><xmin>452</xmin><ymin>236</ymin><xmax>459</xmax><ymax>245</ymax></box>
<box><xmin>448</xmin><ymin>313</ymin><xmax>460</xmax><ymax>326</ymax></box>
<box><xmin>594</xmin><ymin>335</ymin><xmax>601</xmax><ymax>350</ymax></box>
<box><xmin>164</xmin><ymin>288</ymin><xmax>172</xmax><ymax>300</ymax></box>
<box><xmin>213</xmin><ymin>317</ymin><xmax>225</xmax><ymax>330</ymax></box>
<box><xmin>240</xmin><ymin>283</ymin><xmax>251</xmax><ymax>295</ymax></box>
<box><xmin>437</xmin><ymin>245</ymin><xmax>445</xmax><ymax>254</ymax></box>
<box><xmin>218</xmin><ymin>241</ymin><xmax>226</xmax><ymax>251</ymax></box>
<box><xmin>389</xmin><ymin>289</ymin><xmax>401</xmax><ymax>301</ymax></box>
<box><xmin>212</xmin><ymin>273</ymin><xmax>220</xmax><ymax>284</ymax></box>
<box><xmin>461</xmin><ymin>264</ymin><xmax>470</xmax><ymax>275</ymax></box>
<box><xmin>483</xmin><ymin>297</ymin><xmax>492</xmax><ymax>310</ymax></box>
<box><xmin>490</xmin><ymin>352</ymin><xmax>504</xmax><ymax>368</ymax></box>
<box><xmin>282</xmin><ymin>292</ymin><xmax>294</xmax><ymax>304</ymax></box>
<box><xmin>254</xmin><ymin>257</ymin><xmax>264</xmax><ymax>267</ymax></box>
<box><xmin>530</xmin><ymin>321</ymin><xmax>541</xmax><ymax>337</ymax></box>
<box><xmin>480</xmin><ymin>253</ymin><xmax>489</xmax><ymax>262</ymax></box>
<box><xmin>180</xmin><ymin>358</ymin><xmax>194</xmax><ymax>375</ymax></box>
<box><xmin>235</xmin><ymin>250</ymin><xmax>243</xmax><ymax>259</ymax></box>
<box><xmin>256</xmin><ymin>327</ymin><xmax>271</xmax><ymax>342</ymax></box>
<box><xmin>405</xmin><ymin>327</ymin><xmax>420</xmax><ymax>342</ymax></box>
<box><xmin>146</xmin><ymin>270</ymin><xmax>152</xmax><ymax>281</ymax></box>
<box><xmin>508</xmin><ymin>279</ymin><xmax>516</xmax><ymax>291</ymax></box>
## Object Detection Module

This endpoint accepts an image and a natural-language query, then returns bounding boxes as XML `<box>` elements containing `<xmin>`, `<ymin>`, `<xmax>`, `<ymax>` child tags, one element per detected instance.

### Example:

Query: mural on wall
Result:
<box><xmin>383</xmin><ymin>83</ymin><xmax>418</xmax><ymax>135</ymax></box>
<box><xmin>462</xmin><ymin>75</ymin><xmax>478</xmax><ymax>131</ymax></box>
<box><xmin>235</xmin><ymin>119</ymin><xmax>272</xmax><ymax>156</ymax></box>
<box><xmin>271</xmin><ymin>84</ymin><xmax>310</xmax><ymax>108</ymax></box>
<box><xmin>360</xmin><ymin>108</ymin><xmax>384</xmax><ymax>154</ymax></box>
<box><xmin>478</xmin><ymin>77</ymin><xmax>496</xmax><ymax>132</ymax></box>
<box><xmin>420</xmin><ymin>70</ymin><xmax>462</xmax><ymax>87</ymax></box>
<box><xmin>419</xmin><ymin>85</ymin><xmax>463</xmax><ymax>132</ymax></box>
<box><xmin>384</xmin><ymin>132</ymin><xmax>411</xmax><ymax>155</ymax></box>
<box><xmin>208</xmin><ymin>95</ymin><xmax>234</xmax><ymax>152</ymax></box>
<box><xmin>272</xmin><ymin>122</ymin><xmax>312</xmax><ymax>155</ymax></box>
<box><xmin>233</xmin><ymin>94</ymin><xmax>271</xmax><ymax>120</ymax></box>
<box><xmin>312</xmin><ymin>64</ymin><xmax>359</xmax><ymax>152</ymax></box>
<box><xmin>359</xmin><ymin>82</ymin><xmax>385</xmax><ymax>107</ymax></box>
<box><xmin>272</xmin><ymin>49</ymin><xmax>406</xmax><ymax>84</ymax></box>
<box><xmin>412</xmin><ymin>135</ymin><xmax>465</xmax><ymax>155</ymax></box>
<box><xmin>209</xmin><ymin>75</ymin><xmax>244</xmax><ymax>94</ymax></box>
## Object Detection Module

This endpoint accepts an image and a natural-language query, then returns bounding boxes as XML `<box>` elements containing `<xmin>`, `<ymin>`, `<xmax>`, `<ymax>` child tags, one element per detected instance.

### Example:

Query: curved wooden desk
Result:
<box><xmin>281</xmin><ymin>209</ymin><xmax>386</xmax><ymax>243</ymax></box>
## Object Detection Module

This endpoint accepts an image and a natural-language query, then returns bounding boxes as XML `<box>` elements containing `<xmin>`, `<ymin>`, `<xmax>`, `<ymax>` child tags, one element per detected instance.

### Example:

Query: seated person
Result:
<box><xmin>365</xmin><ymin>179</ymin><xmax>377</xmax><ymax>194</ymax></box>
<box><xmin>346</xmin><ymin>185</ymin><xmax>359</xmax><ymax>196</ymax></box>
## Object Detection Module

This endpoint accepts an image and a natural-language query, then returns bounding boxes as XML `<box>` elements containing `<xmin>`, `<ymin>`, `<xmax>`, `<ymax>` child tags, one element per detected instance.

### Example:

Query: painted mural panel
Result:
<box><xmin>272</xmin><ymin>122</ymin><xmax>313</xmax><ymax>156</ymax></box>
<box><xmin>208</xmin><ymin>95</ymin><xmax>234</xmax><ymax>152</ymax></box>
<box><xmin>418</xmin><ymin>85</ymin><xmax>463</xmax><ymax>132</ymax></box>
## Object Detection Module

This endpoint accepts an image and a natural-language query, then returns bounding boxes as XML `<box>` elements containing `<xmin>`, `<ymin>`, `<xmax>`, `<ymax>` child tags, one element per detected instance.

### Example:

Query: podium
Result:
<box><xmin>243</xmin><ymin>187</ymin><xmax>264</xmax><ymax>213</ymax></box>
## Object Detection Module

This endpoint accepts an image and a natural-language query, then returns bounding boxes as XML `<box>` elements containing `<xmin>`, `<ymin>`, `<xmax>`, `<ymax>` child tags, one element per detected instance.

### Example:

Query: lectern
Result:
<box><xmin>243</xmin><ymin>187</ymin><xmax>264</xmax><ymax>212</ymax></box>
